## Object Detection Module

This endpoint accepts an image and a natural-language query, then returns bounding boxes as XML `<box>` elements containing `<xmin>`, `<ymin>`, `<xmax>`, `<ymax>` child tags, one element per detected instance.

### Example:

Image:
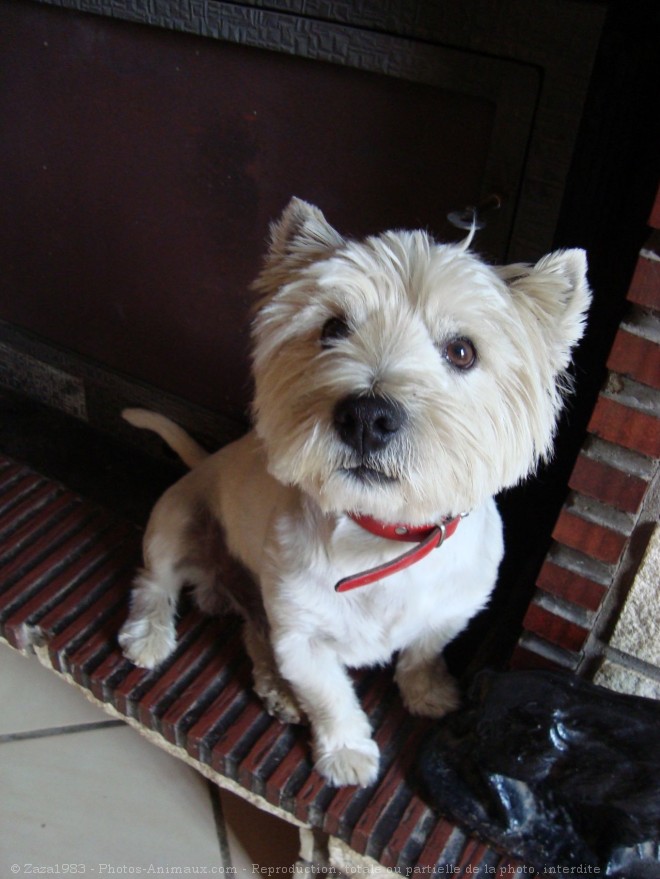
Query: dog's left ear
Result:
<box><xmin>504</xmin><ymin>248</ymin><xmax>592</xmax><ymax>373</ymax></box>
<box><xmin>252</xmin><ymin>198</ymin><xmax>344</xmax><ymax>301</ymax></box>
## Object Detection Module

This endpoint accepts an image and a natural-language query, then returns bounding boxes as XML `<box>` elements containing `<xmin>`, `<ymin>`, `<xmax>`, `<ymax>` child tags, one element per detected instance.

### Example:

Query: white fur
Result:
<box><xmin>119</xmin><ymin>198</ymin><xmax>591</xmax><ymax>788</ymax></box>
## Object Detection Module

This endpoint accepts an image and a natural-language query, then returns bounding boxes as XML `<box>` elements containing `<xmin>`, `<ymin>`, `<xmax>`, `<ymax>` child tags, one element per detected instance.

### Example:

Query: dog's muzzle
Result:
<box><xmin>333</xmin><ymin>393</ymin><xmax>406</xmax><ymax>457</ymax></box>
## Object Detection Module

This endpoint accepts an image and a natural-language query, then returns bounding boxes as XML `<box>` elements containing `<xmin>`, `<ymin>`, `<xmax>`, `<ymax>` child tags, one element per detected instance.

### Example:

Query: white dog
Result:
<box><xmin>119</xmin><ymin>198</ymin><xmax>591</xmax><ymax>787</ymax></box>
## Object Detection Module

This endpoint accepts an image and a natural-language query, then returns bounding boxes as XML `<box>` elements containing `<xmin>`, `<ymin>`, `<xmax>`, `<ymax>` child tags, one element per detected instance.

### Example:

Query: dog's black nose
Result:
<box><xmin>333</xmin><ymin>394</ymin><xmax>405</xmax><ymax>455</ymax></box>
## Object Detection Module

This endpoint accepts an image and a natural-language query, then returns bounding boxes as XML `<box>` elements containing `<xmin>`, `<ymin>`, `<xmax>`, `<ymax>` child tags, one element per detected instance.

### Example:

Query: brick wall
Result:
<box><xmin>512</xmin><ymin>184</ymin><xmax>660</xmax><ymax>697</ymax></box>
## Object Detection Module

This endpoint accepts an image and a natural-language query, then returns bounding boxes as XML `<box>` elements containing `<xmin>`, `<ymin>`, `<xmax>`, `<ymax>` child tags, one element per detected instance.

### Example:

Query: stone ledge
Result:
<box><xmin>607</xmin><ymin>525</ymin><xmax>660</xmax><ymax>667</ymax></box>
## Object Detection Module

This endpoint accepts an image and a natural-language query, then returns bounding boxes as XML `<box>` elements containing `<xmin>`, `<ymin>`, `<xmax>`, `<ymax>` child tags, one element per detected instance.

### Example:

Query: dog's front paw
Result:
<box><xmin>252</xmin><ymin>664</ymin><xmax>306</xmax><ymax>723</ymax></box>
<box><xmin>315</xmin><ymin>739</ymin><xmax>380</xmax><ymax>788</ymax></box>
<box><xmin>118</xmin><ymin>618</ymin><xmax>176</xmax><ymax>669</ymax></box>
<box><xmin>254</xmin><ymin>676</ymin><xmax>305</xmax><ymax>725</ymax></box>
<box><xmin>397</xmin><ymin>666</ymin><xmax>460</xmax><ymax>719</ymax></box>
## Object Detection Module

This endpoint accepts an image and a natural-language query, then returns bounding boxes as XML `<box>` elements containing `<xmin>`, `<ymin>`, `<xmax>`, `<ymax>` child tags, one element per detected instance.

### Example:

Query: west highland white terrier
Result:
<box><xmin>118</xmin><ymin>198</ymin><xmax>591</xmax><ymax>787</ymax></box>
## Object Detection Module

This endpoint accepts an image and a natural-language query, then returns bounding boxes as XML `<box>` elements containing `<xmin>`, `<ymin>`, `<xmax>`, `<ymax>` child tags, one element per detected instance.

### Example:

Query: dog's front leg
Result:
<box><xmin>274</xmin><ymin>635</ymin><xmax>379</xmax><ymax>787</ymax></box>
<box><xmin>395</xmin><ymin>631</ymin><xmax>461</xmax><ymax>718</ymax></box>
<box><xmin>242</xmin><ymin>622</ymin><xmax>304</xmax><ymax>725</ymax></box>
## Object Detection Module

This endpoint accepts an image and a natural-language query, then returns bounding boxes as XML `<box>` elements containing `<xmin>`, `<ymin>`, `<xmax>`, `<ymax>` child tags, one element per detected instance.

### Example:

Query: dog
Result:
<box><xmin>118</xmin><ymin>198</ymin><xmax>591</xmax><ymax>787</ymax></box>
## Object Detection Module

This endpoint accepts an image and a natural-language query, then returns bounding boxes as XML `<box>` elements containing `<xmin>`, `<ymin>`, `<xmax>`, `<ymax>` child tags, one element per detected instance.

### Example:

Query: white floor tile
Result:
<box><xmin>0</xmin><ymin>645</ymin><xmax>303</xmax><ymax>873</ymax></box>
<box><xmin>0</xmin><ymin>643</ymin><xmax>108</xmax><ymax>736</ymax></box>
<box><xmin>0</xmin><ymin>723</ymin><xmax>224</xmax><ymax>871</ymax></box>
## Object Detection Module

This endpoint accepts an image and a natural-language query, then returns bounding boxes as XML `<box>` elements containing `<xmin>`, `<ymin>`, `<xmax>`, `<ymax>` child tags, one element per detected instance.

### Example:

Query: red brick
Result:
<box><xmin>136</xmin><ymin>622</ymin><xmax>220</xmax><ymax>729</ymax></box>
<box><xmin>415</xmin><ymin>818</ymin><xmax>457</xmax><ymax>870</ymax></box>
<box><xmin>348</xmin><ymin>722</ymin><xmax>425</xmax><ymax>855</ymax></box>
<box><xmin>569</xmin><ymin>453</ymin><xmax>648</xmax><ymax>514</ymax></box>
<box><xmin>379</xmin><ymin>799</ymin><xmax>430</xmax><ymax>869</ymax></box>
<box><xmin>627</xmin><ymin>251</ymin><xmax>660</xmax><ymax>311</ymax></box>
<box><xmin>536</xmin><ymin>559</ymin><xmax>607</xmax><ymax>612</ymax></box>
<box><xmin>522</xmin><ymin>603</ymin><xmax>590</xmax><ymax>653</ymax></box>
<box><xmin>45</xmin><ymin>569</ymin><xmax>132</xmax><ymax>674</ymax></box>
<box><xmin>160</xmin><ymin>624</ymin><xmax>242</xmax><ymax>744</ymax></box>
<box><xmin>456</xmin><ymin>840</ymin><xmax>489</xmax><ymax>874</ymax></box>
<box><xmin>185</xmin><ymin>657</ymin><xmax>251</xmax><ymax>762</ymax></box>
<box><xmin>112</xmin><ymin>611</ymin><xmax>202</xmax><ymax>717</ymax></box>
<box><xmin>588</xmin><ymin>397</ymin><xmax>660</xmax><ymax>459</ymax></box>
<box><xmin>607</xmin><ymin>329</ymin><xmax>660</xmax><ymax>390</ymax></box>
<box><xmin>237</xmin><ymin>717</ymin><xmax>298</xmax><ymax>793</ymax></box>
<box><xmin>263</xmin><ymin>735</ymin><xmax>310</xmax><ymax>809</ymax></box>
<box><xmin>508</xmin><ymin>644</ymin><xmax>566</xmax><ymax>672</ymax></box>
<box><xmin>0</xmin><ymin>495</ymin><xmax>83</xmax><ymax>582</ymax></box>
<box><xmin>210</xmin><ymin>698</ymin><xmax>265</xmax><ymax>778</ymax></box>
<box><xmin>552</xmin><ymin>510</ymin><xmax>628</xmax><ymax>566</ymax></box>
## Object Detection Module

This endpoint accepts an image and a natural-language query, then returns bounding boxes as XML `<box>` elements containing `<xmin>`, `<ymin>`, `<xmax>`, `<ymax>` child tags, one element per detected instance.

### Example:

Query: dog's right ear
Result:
<box><xmin>252</xmin><ymin>198</ymin><xmax>343</xmax><ymax>302</ymax></box>
<box><xmin>269</xmin><ymin>198</ymin><xmax>343</xmax><ymax>260</ymax></box>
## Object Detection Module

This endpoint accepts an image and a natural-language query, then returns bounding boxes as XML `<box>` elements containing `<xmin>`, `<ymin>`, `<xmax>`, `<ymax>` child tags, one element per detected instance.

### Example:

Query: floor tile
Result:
<box><xmin>0</xmin><ymin>643</ymin><xmax>108</xmax><ymax>736</ymax></box>
<box><xmin>0</xmin><ymin>723</ymin><xmax>224</xmax><ymax>871</ymax></box>
<box><xmin>0</xmin><ymin>646</ymin><xmax>302</xmax><ymax>872</ymax></box>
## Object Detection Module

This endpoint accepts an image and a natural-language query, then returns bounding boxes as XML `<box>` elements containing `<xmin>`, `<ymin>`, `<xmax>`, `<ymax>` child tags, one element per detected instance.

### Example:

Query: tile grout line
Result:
<box><xmin>0</xmin><ymin>718</ymin><xmax>127</xmax><ymax>744</ymax></box>
<box><xmin>208</xmin><ymin>780</ymin><xmax>236</xmax><ymax>871</ymax></box>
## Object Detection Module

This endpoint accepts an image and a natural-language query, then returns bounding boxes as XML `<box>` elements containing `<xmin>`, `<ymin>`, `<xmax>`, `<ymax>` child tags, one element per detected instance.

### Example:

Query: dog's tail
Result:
<box><xmin>122</xmin><ymin>408</ymin><xmax>208</xmax><ymax>469</ymax></box>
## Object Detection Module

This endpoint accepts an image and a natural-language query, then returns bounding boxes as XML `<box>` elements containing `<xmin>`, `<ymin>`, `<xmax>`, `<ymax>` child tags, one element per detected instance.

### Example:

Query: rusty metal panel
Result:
<box><xmin>0</xmin><ymin>1</ymin><xmax>530</xmax><ymax>420</ymax></box>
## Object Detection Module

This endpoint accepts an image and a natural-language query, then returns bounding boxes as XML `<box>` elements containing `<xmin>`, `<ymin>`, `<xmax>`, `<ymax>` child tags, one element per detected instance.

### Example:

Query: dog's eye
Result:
<box><xmin>321</xmin><ymin>316</ymin><xmax>350</xmax><ymax>347</ymax></box>
<box><xmin>444</xmin><ymin>337</ymin><xmax>477</xmax><ymax>370</ymax></box>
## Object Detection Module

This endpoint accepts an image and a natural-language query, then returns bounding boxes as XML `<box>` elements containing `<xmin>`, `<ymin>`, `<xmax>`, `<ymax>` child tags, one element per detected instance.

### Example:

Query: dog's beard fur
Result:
<box><xmin>252</xmin><ymin>217</ymin><xmax>590</xmax><ymax>523</ymax></box>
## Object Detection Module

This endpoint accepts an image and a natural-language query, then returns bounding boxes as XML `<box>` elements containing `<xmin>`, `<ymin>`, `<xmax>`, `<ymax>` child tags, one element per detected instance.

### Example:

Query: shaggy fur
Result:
<box><xmin>119</xmin><ymin>198</ymin><xmax>591</xmax><ymax>787</ymax></box>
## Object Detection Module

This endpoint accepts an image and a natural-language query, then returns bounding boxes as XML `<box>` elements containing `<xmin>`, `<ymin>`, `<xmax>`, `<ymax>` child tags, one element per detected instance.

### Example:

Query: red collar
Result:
<box><xmin>335</xmin><ymin>513</ymin><xmax>462</xmax><ymax>593</ymax></box>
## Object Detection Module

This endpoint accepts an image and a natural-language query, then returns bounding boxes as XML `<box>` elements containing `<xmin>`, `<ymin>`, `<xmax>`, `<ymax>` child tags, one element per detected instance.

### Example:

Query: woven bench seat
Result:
<box><xmin>0</xmin><ymin>452</ymin><xmax>521</xmax><ymax>874</ymax></box>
